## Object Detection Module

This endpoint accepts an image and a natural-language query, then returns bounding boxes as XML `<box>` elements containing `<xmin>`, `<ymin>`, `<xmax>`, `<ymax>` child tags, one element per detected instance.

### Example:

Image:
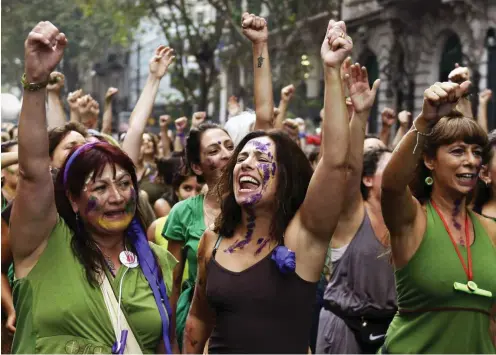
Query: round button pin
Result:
<box><xmin>467</xmin><ymin>281</ymin><xmax>478</xmax><ymax>292</ymax></box>
<box><xmin>119</xmin><ymin>250</ymin><xmax>139</xmax><ymax>268</ymax></box>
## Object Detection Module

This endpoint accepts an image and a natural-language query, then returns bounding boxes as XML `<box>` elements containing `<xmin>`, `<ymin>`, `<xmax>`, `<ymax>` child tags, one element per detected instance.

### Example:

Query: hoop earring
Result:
<box><xmin>425</xmin><ymin>176</ymin><xmax>434</xmax><ymax>186</ymax></box>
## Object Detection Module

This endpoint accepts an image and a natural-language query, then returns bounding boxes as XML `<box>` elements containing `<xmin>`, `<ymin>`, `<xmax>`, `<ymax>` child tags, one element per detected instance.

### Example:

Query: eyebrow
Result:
<box><xmin>93</xmin><ymin>172</ymin><xmax>131</xmax><ymax>183</ymax></box>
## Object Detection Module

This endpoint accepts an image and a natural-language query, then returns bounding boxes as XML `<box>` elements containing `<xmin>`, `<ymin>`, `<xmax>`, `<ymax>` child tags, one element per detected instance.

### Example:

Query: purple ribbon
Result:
<box><xmin>127</xmin><ymin>218</ymin><xmax>172</xmax><ymax>354</ymax></box>
<box><xmin>271</xmin><ymin>246</ymin><xmax>296</xmax><ymax>274</ymax></box>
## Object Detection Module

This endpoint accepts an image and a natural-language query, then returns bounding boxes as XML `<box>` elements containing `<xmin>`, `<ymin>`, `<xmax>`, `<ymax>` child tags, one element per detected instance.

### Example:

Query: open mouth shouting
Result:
<box><xmin>239</xmin><ymin>174</ymin><xmax>261</xmax><ymax>192</ymax></box>
<box><xmin>455</xmin><ymin>172</ymin><xmax>477</xmax><ymax>187</ymax></box>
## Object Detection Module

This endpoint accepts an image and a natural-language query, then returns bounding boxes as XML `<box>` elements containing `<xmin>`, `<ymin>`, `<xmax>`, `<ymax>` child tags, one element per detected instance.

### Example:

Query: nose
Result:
<box><xmin>465</xmin><ymin>151</ymin><xmax>479</xmax><ymax>167</ymax></box>
<box><xmin>240</xmin><ymin>154</ymin><xmax>256</xmax><ymax>171</ymax></box>
<box><xmin>108</xmin><ymin>184</ymin><xmax>125</xmax><ymax>204</ymax></box>
<box><xmin>220</xmin><ymin>145</ymin><xmax>232</xmax><ymax>161</ymax></box>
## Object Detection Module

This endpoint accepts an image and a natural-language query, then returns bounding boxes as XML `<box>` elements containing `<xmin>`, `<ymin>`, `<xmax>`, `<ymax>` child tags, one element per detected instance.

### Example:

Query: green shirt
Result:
<box><xmin>162</xmin><ymin>194</ymin><xmax>205</xmax><ymax>283</ymax></box>
<box><xmin>383</xmin><ymin>202</ymin><xmax>496</xmax><ymax>354</ymax></box>
<box><xmin>12</xmin><ymin>216</ymin><xmax>177</xmax><ymax>354</ymax></box>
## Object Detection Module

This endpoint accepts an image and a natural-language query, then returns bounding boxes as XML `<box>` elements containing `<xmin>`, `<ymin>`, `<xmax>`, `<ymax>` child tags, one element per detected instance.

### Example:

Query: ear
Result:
<box><xmin>423</xmin><ymin>154</ymin><xmax>435</xmax><ymax>172</ymax></box>
<box><xmin>479</xmin><ymin>165</ymin><xmax>491</xmax><ymax>185</ymax></box>
<box><xmin>362</xmin><ymin>175</ymin><xmax>373</xmax><ymax>188</ymax></box>
<box><xmin>191</xmin><ymin>163</ymin><xmax>204</xmax><ymax>177</ymax></box>
<box><xmin>67</xmin><ymin>193</ymin><xmax>79</xmax><ymax>214</ymax></box>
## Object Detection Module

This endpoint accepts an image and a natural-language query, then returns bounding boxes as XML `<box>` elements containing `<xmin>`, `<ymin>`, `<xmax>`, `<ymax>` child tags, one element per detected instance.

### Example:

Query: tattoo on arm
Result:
<box><xmin>257</xmin><ymin>54</ymin><xmax>264</xmax><ymax>68</ymax></box>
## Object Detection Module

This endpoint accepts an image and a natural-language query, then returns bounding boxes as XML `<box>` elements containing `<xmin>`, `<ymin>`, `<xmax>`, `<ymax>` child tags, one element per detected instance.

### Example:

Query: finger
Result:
<box><xmin>354</xmin><ymin>62</ymin><xmax>362</xmax><ymax>82</ymax></box>
<box><xmin>27</xmin><ymin>31</ymin><xmax>51</xmax><ymax>46</ymax></box>
<box><xmin>351</xmin><ymin>64</ymin><xmax>359</xmax><ymax>84</ymax></box>
<box><xmin>344</xmin><ymin>73</ymin><xmax>353</xmax><ymax>90</ymax></box>
<box><xmin>331</xmin><ymin>37</ymin><xmax>347</xmax><ymax>51</ymax></box>
<box><xmin>334</xmin><ymin>21</ymin><xmax>347</xmax><ymax>34</ymax></box>
<box><xmin>455</xmin><ymin>63</ymin><xmax>460</xmax><ymax>68</ymax></box>
<box><xmin>327</xmin><ymin>19</ymin><xmax>336</xmax><ymax>33</ymax></box>
<box><xmin>361</xmin><ymin>66</ymin><xmax>369</xmax><ymax>85</ymax></box>
<box><xmin>431</xmin><ymin>84</ymin><xmax>448</xmax><ymax>101</ymax></box>
<box><xmin>371</xmin><ymin>79</ymin><xmax>381</xmax><ymax>96</ymax></box>
<box><xmin>425</xmin><ymin>89</ymin><xmax>440</xmax><ymax>103</ymax></box>
<box><xmin>457</xmin><ymin>81</ymin><xmax>471</xmax><ymax>98</ymax></box>
<box><xmin>56</xmin><ymin>32</ymin><xmax>68</xmax><ymax>47</ymax></box>
<box><xmin>439</xmin><ymin>82</ymin><xmax>458</xmax><ymax>101</ymax></box>
<box><xmin>155</xmin><ymin>45</ymin><xmax>166</xmax><ymax>56</ymax></box>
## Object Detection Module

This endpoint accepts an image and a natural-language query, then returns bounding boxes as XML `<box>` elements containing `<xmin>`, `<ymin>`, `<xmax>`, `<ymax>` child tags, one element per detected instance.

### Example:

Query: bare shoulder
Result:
<box><xmin>474</xmin><ymin>213</ymin><xmax>496</xmax><ymax>247</ymax></box>
<box><xmin>198</xmin><ymin>229</ymin><xmax>219</xmax><ymax>264</ymax></box>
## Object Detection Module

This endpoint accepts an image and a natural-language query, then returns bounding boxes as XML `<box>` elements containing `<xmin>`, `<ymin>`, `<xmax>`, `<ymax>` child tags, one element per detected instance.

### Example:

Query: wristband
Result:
<box><xmin>298</xmin><ymin>132</ymin><xmax>307</xmax><ymax>139</ymax></box>
<box><xmin>21</xmin><ymin>73</ymin><xmax>49</xmax><ymax>91</ymax></box>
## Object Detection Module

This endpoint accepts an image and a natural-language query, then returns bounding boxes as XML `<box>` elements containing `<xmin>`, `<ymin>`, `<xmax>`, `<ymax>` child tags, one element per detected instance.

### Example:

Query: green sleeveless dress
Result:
<box><xmin>382</xmin><ymin>202</ymin><xmax>496</xmax><ymax>353</ymax></box>
<box><xmin>12</xmin><ymin>216</ymin><xmax>177</xmax><ymax>354</ymax></box>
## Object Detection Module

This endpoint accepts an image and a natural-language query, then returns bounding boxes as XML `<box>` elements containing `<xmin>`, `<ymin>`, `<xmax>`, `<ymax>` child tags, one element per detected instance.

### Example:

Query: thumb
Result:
<box><xmin>458</xmin><ymin>81</ymin><xmax>471</xmax><ymax>97</ymax></box>
<box><xmin>371</xmin><ymin>79</ymin><xmax>381</xmax><ymax>96</ymax></box>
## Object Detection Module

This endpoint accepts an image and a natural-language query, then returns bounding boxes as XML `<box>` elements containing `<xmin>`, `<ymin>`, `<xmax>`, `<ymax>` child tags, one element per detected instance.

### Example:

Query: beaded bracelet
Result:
<box><xmin>411</xmin><ymin>120</ymin><xmax>433</xmax><ymax>154</ymax></box>
<box><xmin>21</xmin><ymin>73</ymin><xmax>49</xmax><ymax>91</ymax></box>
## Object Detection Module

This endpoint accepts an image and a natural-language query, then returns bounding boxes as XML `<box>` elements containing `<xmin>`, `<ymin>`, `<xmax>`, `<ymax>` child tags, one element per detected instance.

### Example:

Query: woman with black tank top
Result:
<box><xmin>473</xmin><ymin>129</ymin><xmax>496</xmax><ymax>221</ymax></box>
<box><xmin>183</xmin><ymin>19</ymin><xmax>353</xmax><ymax>354</ymax></box>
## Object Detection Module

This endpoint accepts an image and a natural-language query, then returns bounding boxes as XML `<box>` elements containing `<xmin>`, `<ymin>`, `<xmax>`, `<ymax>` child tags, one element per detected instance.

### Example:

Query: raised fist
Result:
<box><xmin>281</xmin><ymin>84</ymin><xmax>295</xmax><ymax>102</ymax></box>
<box><xmin>448</xmin><ymin>63</ymin><xmax>470</xmax><ymax>84</ymax></box>
<box><xmin>192</xmin><ymin>112</ymin><xmax>206</xmax><ymax>128</ymax></box>
<box><xmin>24</xmin><ymin>21</ymin><xmax>67</xmax><ymax>83</ymax></box>
<box><xmin>175</xmin><ymin>116</ymin><xmax>188</xmax><ymax>132</ymax></box>
<box><xmin>398</xmin><ymin>110</ymin><xmax>411</xmax><ymax>127</ymax></box>
<box><xmin>105</xmin><ymin>87</ymin><xmax>119</xmax><ymax>101</ymax></box>
<box><xmin>479</xmin><ymin>88</ymin><xmax>493</xmax><ymax>105</ymax></box>
<box><xmin>159</xmin><ymin>115</ymin><xmax>172</xmax><ymax>128</ymax></box>
<box><xmin>149</xmin><ymin>45</ymin><xmax>175</xmax><ymax>79</ymax></box>
<box><xmin>47</xmin><ymin>71</ymin><xmax>65</xmax><ymax>92</ymax></box>
<box><xmin>381</xmin><ymin>108</ymin><xmax>396</xmax><ymax>127</ymax></box>
<box><xmin>421</xmin><ymin>81</ymin><xmax>471</xmax><ymax>123</ymax></box>
<box><xmin>241</xmin><ymin>13</ymin><xmax>268</xmax><ymax>44</ymax></box>
<box><xmin>67</xmin><ymin>89</ymin><xmax>83</xmax><ymax>111</ymax></box>
<box><xmin>282</xmin><ymin>119</ymin><xmax>299</xmax><ymax>141</ymax></box>
<box><xmin>89</xmin><ymin>99</ymin><xmax>100</xmax><ymax>116</ymax></box>
<box><xmin>321</xmin><ymin>20</ymin><xmax>353</xmax><ymax>69</ymax></box>
<box><xmin>77</xmin><ymin>94</ymin><xmax>92</xmax><ymax>115</ymax></box>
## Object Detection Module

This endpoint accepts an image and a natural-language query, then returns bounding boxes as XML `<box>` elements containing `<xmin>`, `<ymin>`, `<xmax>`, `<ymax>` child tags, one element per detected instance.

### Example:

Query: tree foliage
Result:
<box><xmin>1</xmin><ymin>0</ymin><xmax>144</xmax><ymax>92</ymax></box>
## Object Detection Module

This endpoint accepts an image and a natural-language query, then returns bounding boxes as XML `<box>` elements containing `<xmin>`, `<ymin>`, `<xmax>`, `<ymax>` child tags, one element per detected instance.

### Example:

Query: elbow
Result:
<box><xmin>321</xmin><ymin>155</ymin><xmax>349</xmax><ymax>171</ymax></box>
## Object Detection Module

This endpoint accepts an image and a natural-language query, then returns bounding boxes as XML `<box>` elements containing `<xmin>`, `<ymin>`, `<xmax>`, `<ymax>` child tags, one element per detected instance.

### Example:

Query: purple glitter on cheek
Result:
<box><xmin>271</xmin><ymin>162</ymin><xmax>276</xmax><ymax>176</ymax></box>
<box><xmin>261</xmin><ymin>164</ymin><xmax>270</xmax><ymax>185</ymax></box>
<box><xmin>85</xmin><ymin>196</ymin><xmax>98</xmax><ymax>214</ymax></box>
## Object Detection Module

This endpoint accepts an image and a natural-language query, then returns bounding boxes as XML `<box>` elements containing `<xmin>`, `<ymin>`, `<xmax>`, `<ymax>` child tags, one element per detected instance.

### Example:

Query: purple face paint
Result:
<box><xmin>250</xmin><ymin>140</ymin><xmax>271</xmax><ymax>153</ymax></box>
<box><xmin>255</xmin><ymin>238</ymin><xmax>269</xmax><ymax>255</ymax></box>
<box><xmin>85</xmin><ymin>196</ymin><xmax>99</xmax><ymax>214</ymax></box>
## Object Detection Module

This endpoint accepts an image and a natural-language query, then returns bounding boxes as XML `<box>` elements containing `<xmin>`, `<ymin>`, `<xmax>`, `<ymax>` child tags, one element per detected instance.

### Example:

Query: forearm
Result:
<box><xmin>1</xmin><ymin>152</ymin><xmax>19</xmax><ymax>169</ymax></box>
<box><xmin>174</xmin><ymin>134</ymin><xmax>185</xmax><ymax>152</ymax></box>
<box><xmin>122</xmin><ymin>75</ymin><xmax>160</xmax><ymax>164</ymax></box>
<box><xmin>1</xmin><ymin>273</ymin><xmax>14</xmax><ymax>316</ymax></box>
<box><xmin>46</xmin><ymin>92</ymin><xmax>67</xmax><ymax>128</ymax></box>
<box><xmin>19</xmin><ymin>90</ymin><xmax>52</xmax><ymax>179</ymax></box>
<box><xmin>101</xmin><ymin>100</ymin><xmax>113</xmax><ymax>135</ymax></box>
<box><xmin>382</xmin><ymin>115</ymin><xmax>430</xmax><ymax>193</ymax></box>
<box><xmin>69</xmin><ymin>109</ymin><xmax>80</xmax><ymax>123</ymax></box>
<box><xmin>274</xmin><ymin>99</ymin><xmax>288</xmax><ymax>129</ymax></box>
<box><xmin>348</xmin><ymin>111</ymin><xmax>368</xmax><ymax>175</ymax></box>
<box><xmin>252</xmin><ymin>42</ymin><xmax>274</xmax><ymax>130</ymax></box>
<box><xmin>477</xmin><ymin>103</ymin><xmax>488</xmax><ymax>133</ymax></box>
<box><xmin>392</xmin><ymin>125</ymin><xmax>409</xmax><ymax>150</ymax></box>
<box><xmin>379</xmin><ymin>125</ymin><xmax>391</xmax><ymax>147</ymax></box>
<box><xmin>183</xmin><ymin>315</ymin><xmax>211</xmax><ymax>354</ymax></box>
<box><xmin>322</xmin><ymin>69</ymin><xmax>349</xmax><ymax>166</ymax></box>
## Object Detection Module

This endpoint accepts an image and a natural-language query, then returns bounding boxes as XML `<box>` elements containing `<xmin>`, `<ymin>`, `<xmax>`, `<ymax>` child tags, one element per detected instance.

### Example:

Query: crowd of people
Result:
<box><xmin>1</xmin><ymin>12</ymin><xmax>495</xmax><ymax>354</ymax></box>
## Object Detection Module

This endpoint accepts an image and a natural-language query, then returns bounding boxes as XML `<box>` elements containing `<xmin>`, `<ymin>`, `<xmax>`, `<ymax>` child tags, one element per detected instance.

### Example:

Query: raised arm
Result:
<box><xmin>392</xmin><ymin>110</ymin><xmax>411</xmax><ymax>149</ymax></box>
<box><xmin>10</xmin><ymin>22</ymin><xmax>66</xmax><ymax>271</ymax></box>
<box><xmin>46</xmin><ymin>71</ymin><xmax>67</xmax><ymax>128</ymax></box>
<box><xmin>101</xmin><ymin>87</ymin><xmax>118</xmax><ymax>135</ymax></box>
<box><xmin>477</xmin><ymin>89</ymin><xmax>492</xmax><ymax>133</ymax></box>
<box><xmin>241</xmin><ymin>12</ymin><xmax>274</xmax><ymax>131</ymax></box>
<box><xmin>122</xmin><ymin>46</ymin><xmax>175</xmax><ymax>165</ymax></box>
<box><xmin>341</xmin><ymin>61</ymin><xmax>381</xmax><ymax>216</ymax></box>
<box><xmin>183</xmin><ymin>232</ymin><xmax>216</xmax><ymax>353</ymax></box>
<box><xmin>1</xmin><ymin>218</ymin><xmax>15</xmax><ymax>334</ymax></box>
<box><xmin>381</xmin><ymin>81</ymin><xmax>470</xmax><ymax>265</ymax></box>
<box><xmin>379</xmin><ymin>107</ymin><xmax>396</xmax><ymax>147</ymax></box>
<box><xmin>286</xmin><ymin>20</ymin><xmax>352</xmax><ymax>281</ymax></box>
<box><xmin>174</xmin><ymin>117</ymin><xmax>187</xmax><ymax>153</ymax></box>
<box><xmin>275</xmin><ymin>84</ymin><xmax>295</xmax><ymax>129</ymax></box>
<box><xmin>67</xmin><ymin>89</ymin><xmax>83</xmax><ymax>123</ymax></box>
<box><xmin>159</xmin><ymin>115</ymin><xmax>172</xmax><ymax>158</ymax></box>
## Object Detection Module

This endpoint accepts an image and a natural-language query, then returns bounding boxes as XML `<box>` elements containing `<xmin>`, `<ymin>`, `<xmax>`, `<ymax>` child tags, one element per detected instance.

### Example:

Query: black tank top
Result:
<box><xmin>206</xmin><ymin>236</ymin><xmax>318</xmax><ymax>354</ymax></box>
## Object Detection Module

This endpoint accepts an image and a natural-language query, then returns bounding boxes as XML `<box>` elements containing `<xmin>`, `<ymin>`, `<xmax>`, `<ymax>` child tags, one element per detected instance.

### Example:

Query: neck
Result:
<box><xmin>93</xmin><ymin>233</ymin><xmax>125</xmax><ymax>257</ymax></box>
<box><xmin>143</xmin><ymin>155</ymin><xmax>154</xmax><ymax>164</ymax></box>
<box><xmin>204</xmin><ymin>188</ymin><xmax>219</xmax><ymax>209</ymax></box>
<box><xmin>365</xmin><ymin>195</ymin><xmax>382</xmax><ymax>219</ymax></box>
<box><xmin>364</xmin><ymin>196</ymin><xmax>388</xmax><ymax>244</ymax></box>
<box><xmin>239</xmin><ymin>206</ymin><xmax>273</xmax><ymax>240</ymax></box>
<box><xmin>431</xmin><ymin>185</ymin><xmax>467</xmax><ymax>223</ymax></box>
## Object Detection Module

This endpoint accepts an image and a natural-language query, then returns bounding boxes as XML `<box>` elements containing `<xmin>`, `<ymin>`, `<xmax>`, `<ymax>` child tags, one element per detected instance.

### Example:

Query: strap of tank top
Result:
<box><xmin>212</xmin><ymin>235</ymin><xmax>223</xmax><ymax>258</ymax></box>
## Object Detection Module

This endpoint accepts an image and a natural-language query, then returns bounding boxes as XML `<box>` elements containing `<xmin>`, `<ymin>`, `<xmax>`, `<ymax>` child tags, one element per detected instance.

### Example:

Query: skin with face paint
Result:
<box><xmin>71</xmin><ymin>164</ymin><xmax>136</xmax><ymax>236</ymax></box>
<box><xmin>51</xmin><ymin>131</ymin><xmax>87</xmax><ymax>169</ymax></box>
<box><xmin>233</xmin><ymin>137</ymin><xmax>278</xmax><ymax>208</ymax></box>
<box><xmin>193</xmin><ymin>129</ymin><xmax>234</xmax><ymax>184</ymax></box>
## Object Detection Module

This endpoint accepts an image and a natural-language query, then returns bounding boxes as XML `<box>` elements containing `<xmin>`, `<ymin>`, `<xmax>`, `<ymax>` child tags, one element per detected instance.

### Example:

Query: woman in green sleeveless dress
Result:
<box><xmin>474</xmin><ymin>129</ymin><xmax>496</xmax><ymax>221</ymax></box>
<box><xmin>381</xmin><ymin>80</ymin><xmax>496</xmax><ymax>353</ymax></box>
<box><xmin>11</xmin><ymin>23</ymin><xmax>177</xmax><ymax>354</ymax></box>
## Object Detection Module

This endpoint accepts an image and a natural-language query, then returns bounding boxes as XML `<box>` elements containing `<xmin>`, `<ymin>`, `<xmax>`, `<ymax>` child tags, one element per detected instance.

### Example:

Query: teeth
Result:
<box><xmin>458</xmin><ymin>174</ymin><xmax>474</xmax><ymax>178</ymax></box>
<box><xmin>240</xmin><ymin>176</ymin><xmax>259</xmax><ymax>185</ymax></box>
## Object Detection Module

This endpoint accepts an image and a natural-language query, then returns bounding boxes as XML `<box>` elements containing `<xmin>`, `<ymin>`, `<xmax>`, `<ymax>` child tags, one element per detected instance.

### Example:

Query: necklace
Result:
<box><xmin>431</xmin><ymin>200</ymin><xmax>492</xmax><ymax>298</ymax></box>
